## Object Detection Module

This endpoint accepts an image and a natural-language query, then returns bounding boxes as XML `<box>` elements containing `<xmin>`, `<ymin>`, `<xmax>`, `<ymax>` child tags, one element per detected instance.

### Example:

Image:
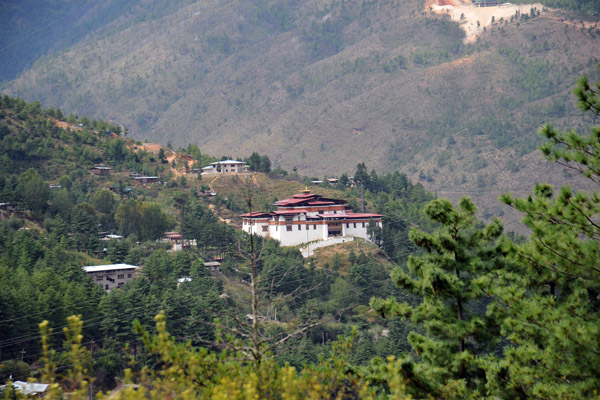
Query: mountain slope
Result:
<box><xmin>2</xmin><ymin>0</ymin><xmax>599</xmax><ymax>226</ymax></box>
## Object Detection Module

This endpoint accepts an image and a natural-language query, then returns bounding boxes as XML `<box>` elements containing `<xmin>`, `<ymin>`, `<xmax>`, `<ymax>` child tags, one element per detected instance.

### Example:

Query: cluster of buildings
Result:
<box><xmin>84</xmin><ymin>190</ymin><xmax>384</xmax><ymax>292</ymax></box>
<box><xmin>84</xmin><ymin>152</ymin><xmax>383</xmax><ymax>291</ymax></box>
<box><xmin>90</xmin><ymin>159</ymin><xmax>250</xmax><ymax>183</ymax></box>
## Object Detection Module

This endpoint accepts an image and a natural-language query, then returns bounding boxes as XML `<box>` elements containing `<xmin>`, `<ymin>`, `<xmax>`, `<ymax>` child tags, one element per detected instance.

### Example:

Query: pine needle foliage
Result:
<box><xmin>371</xmin><ymin>197</ymin><xmax>510</xmax><ymax>399</ymax></box>
<box><xmin>493</xmin><ymin>75</ymin><xmax>600</xmax><ymax>399</ymax></box>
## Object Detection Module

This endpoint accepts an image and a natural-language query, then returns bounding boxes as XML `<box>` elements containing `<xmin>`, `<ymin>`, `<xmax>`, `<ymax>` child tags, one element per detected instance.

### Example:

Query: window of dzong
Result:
<box><xmin>298</xmin><ymin>225</ymin><xmax>301</xmax><ymax>230</ymax></box>
<box><xmin>117</xmin><ymin>274</ymin><xmax>124</xmax><ymax>279</ymax></box>
<box><xmin>96</xmin><ymin>276</ymin><xmax>103</xmax><ymax>281</ymax></box>
<box><xmin>362</xmin><ymin>222</ymin><xmax>365</xmax><ymax>228</ymax></box>
<box><xmin>262</xmin><ymin>225</ymin><xmax>268</xmax><ymax>232</ymax></box>
<box><xmin>346</xmin><ymin>223</ymin><xmax>349</xmax><ymax>228</ymax></box>
<box><xmin>118</xmin><ymin>282</ymin><xmax>124</xmax><ymax>288</ymax></box>
<box><xmin>354</xmin><ymin>223</ymin><xmax>356</xmax><ymax>228</ymax></box>
<box><xmin>286</xmin><ymin>225</ymin><xmax>293</xmax><ymax>231</ymax></box>
<box><xmin>127</xmin><ymin>274</ymin><xmax>132</xmax><ymax>278</ymax></box>
<box><xmin>313</xmin><ymin>225</ymin><xmax>316</xmax><ymax>230</ymax></box>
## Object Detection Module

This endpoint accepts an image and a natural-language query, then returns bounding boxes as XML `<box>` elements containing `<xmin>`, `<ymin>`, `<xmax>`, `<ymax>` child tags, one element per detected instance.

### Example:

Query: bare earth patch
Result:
<box><xmin>427</xmin><ymin>0</ymin><xmax>546</xmax><ymax>42</ymax></box>
<box><xmin>53</xmin><ymin>119</ymin><xmax>82</xmax><ymax>131</ymax></box>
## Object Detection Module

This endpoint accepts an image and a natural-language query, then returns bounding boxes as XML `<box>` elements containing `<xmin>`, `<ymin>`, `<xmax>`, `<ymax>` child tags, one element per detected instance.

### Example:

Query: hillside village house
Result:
<box><xmin>83</xmin><ymin>264</ymin><xmax>139</xmax><ymax>292</ymax></box>
<box><xmin>90</xmin><ymin>166</ymin><xmax>112</xmax><ymax>176</ymax></box>
<box><xmin>201</xmin><ymin>160</ymin><xmax>249</xmax><ymax>175</ymax></box>
<box><xmin>241</xmin><ymin>190</ymin><xmax>383</xmax><ymax>247</ymax></box>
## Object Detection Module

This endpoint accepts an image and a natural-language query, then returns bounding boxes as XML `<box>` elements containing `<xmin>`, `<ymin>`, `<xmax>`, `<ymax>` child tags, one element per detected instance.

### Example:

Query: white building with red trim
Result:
<box><xmin>240</xmin><ymin>190</ymin><xmax>383</xmax><ymax>247</ymax></box>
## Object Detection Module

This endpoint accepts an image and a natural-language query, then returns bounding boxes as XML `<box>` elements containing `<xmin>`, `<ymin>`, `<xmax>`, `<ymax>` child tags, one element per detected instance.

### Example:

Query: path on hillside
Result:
<box><xmin>105</xmin><ymin>378</ymin><xmax>124</xmax><ymax>399</ymax></box>
<box><xmin>208</xmin><ymin>175</ymin><xmax>220</xmax><ymax>192</ymax></box>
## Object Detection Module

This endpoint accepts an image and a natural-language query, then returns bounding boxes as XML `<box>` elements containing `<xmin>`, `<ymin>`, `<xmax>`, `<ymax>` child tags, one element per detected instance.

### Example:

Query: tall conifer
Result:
<box><xmin>372</xmin><ymin>197</ymin><xmax>508</xmax><ymax>398</ymax></box>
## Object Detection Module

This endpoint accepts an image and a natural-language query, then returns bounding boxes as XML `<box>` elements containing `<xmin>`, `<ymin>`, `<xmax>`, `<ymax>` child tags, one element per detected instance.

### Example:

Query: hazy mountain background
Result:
<box><xmin>2</xmin><ymin>0</ymin><xmax>600</xmax><ymax>228</ymax></box>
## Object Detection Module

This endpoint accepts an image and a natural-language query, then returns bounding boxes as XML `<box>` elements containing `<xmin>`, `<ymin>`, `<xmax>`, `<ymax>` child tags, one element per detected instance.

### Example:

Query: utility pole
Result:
<box><xmin>20</xmin><ymin>348</ymin><xmax>26</xmax><ymax>362</ymax></box>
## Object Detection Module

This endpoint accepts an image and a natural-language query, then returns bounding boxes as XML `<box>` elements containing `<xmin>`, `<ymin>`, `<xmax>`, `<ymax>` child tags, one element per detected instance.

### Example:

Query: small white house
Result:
<box><xmin>2</xmin><ymin>381</ymin><xmax>49</xmax><ymax>396</ymax></box>
<box><xmin>83</xmin><ymin>264</ymin><xmax>139</xmax><ymax>292</ymax></box>
<box><xmin>201</xmin><ymin>160</ymin><xmax>249</xmax><ymax>175</ymax></box>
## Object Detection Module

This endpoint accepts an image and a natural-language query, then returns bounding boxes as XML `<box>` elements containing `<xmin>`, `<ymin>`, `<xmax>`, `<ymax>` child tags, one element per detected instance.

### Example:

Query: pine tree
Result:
<box><xmin>371</xmin><ymin>197</ymin><xmax>508</xmax><ymax>398</ymax></box>
<box><xmin>354</xmin><ymin>162</ymin><xmax>370</xmax><ymax>212</ymax></box>
<box><xmin>490</xmin><ymin>75</ymin><xmax>600</xmax><ymax>399</ymax></box>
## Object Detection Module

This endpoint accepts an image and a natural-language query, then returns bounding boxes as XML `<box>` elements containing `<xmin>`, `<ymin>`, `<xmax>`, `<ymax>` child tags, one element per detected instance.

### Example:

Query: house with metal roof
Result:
<box><xmin>240</xmin><ymin>190</ymin><xmax>383</xmax><ymax>247</ymax></box>
<box><xmin>1</xmin><ymin>381</ymin><xmax>49</xmax><ymax>396</ymax></box>
<box><xmin>472</xmin><ymin>0</ymin><xmax>499</xmax><ymax>7</ymax></box>
<box><xmin>90</xmin><ymin>166</ymin><xmax>112</xmax><ymax>176</ymax></box>
<box><xmin>83</xmin><ymin>264</ymin><xmax>139</xmax><ymax>292</ymax></box>
<box><xmin>201</xmin><ymin>160</ymin><xmax>249</xmax><ymax>175</ymax></box>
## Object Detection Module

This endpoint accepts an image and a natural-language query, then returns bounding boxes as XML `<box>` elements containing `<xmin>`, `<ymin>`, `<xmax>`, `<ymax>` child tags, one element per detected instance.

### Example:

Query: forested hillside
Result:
<box><xmin>1</xmin><ymin>0</ymin><xmax>600</xmax><ymax>397</ymax></box>
<box><xmin>0</xmin><ymin>0</ymin><xmax>198</xmax><ymax>82</ymax></box>
<box><xmin>1</xmin><ymin>76</ymin><xmax>599</xmax><ymax>397</ymax></box>
<box><xmin>0</xmin><ymin>97</ymin><xmax>438</xmax><ymax>396</ymax></box>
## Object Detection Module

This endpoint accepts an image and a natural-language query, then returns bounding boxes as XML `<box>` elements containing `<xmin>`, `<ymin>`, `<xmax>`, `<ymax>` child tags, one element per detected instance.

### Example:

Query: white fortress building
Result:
<box><xmin>241</xmin><ymin>190</ymin><xmax>383</xmax><ymax>247</ymax></box>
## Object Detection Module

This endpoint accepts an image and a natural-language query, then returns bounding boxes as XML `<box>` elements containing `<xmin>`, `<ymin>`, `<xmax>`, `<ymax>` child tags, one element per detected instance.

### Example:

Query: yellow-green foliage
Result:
<box><xmin>8</xmin><ymin>313</ymin><xmax>414</xmax><ymax>400</ymax></box>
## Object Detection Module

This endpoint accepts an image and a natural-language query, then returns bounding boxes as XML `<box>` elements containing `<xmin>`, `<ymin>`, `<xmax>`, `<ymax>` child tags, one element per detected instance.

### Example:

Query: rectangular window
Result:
<box><xmin>96</xmin><ymin>275</ymin><xmax>103</xmax><ymax>281</ymax></box>
<box><xmin>346</xmin><ymin>223</ymin><xmax>349</xmax><ymax>228</ymax></box>
<box><xmin>362</xmin><ymin>222</ymin><xmax>365</xmax><ymax>228</ymax></box>
<box><xmin>354</xmin><ymin>223</ymin><xmax>357</xmax><ymax>228</ymax></box>
<box><xmin>117</xmin><ymin>274</ymin><xmax>125</xmax><ymax>279</ymax></box>
<box><xmin>286</xmin><ymin>225</ymin><xmax>292</xmax><ymax>231</ymax></box>
<box><xmin>118</xmin><ymin>282</ymin><xmax>124</xmax><ymax>288</ymax></box>
<box><xmin>313</xmin><ymin>225</ymin><xmax>316</xmax><ymax>230</ymax></box>
<box><xmin>298</xmin><ymin>225</ymin><xmax>301</xmax><ymax>230</ymax></box>
<box><xmin>262</xmin><ymin>225</ymin><xmax>268</xmax><ymax>232</ymax></box>
<box><xmin>127</xmin><ymin>274</ymin><xmax>132</xmax><ymax>278</ymax></box>
<box><xmin>105</xmin><ymin>285</ymin><xmax>109</xmax><ymax>290</ymax></box>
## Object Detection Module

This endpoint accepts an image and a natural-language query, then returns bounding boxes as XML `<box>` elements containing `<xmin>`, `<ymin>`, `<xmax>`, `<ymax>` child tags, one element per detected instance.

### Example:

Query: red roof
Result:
<box><xmin>275</xmin><ymin>193</ymin><xmax>347</xmax><ymax>207</ymax></box>
<box><xmin>241</xmin><ymin>192</ymin><xmax>382</xmax><ymax>221</ymax></box>
<box><xmin>275</xmin><ymin>198</ymin><xmax>312</xmax><ymax>206</ymax></box>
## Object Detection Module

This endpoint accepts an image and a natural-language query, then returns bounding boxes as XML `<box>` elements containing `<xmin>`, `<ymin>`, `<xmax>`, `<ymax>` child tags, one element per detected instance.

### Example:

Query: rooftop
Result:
<box><xmin>210</xmin><ymin>160</ymin><xmax>247</xmax><ymax>165</ymax></box>
<box><xmin>83</xmin><ymin>264</ymin><xmax>139</xmax><ymax>273</ymax></box>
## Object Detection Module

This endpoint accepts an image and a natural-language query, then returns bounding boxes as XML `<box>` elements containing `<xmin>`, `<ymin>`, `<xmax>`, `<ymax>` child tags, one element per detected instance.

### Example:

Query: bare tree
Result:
<box><xmin>210</xmin><ymin>181</ymin><xmax>325</xmax><ymax>362</ymax></box>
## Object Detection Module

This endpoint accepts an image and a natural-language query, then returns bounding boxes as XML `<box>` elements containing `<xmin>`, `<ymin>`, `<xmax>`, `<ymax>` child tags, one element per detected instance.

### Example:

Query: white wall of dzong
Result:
<box><xmin>268</xmin><ymin>215</ymin><xmax>327</xmax><ymax>246</ymax></box>
<box><xmin>243</xmin><ymin>215</ymin><xmax>382</xmax><ymax>247</ymax></box>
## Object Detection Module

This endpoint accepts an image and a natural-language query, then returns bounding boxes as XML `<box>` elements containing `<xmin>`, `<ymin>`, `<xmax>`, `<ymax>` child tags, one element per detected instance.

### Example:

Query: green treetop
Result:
<box><xmin>491</xmin><ymin>75</ymin><xmax>600</xmax><ymax>399</ymax></box>
<box><xmin>372</xmin><ymin>197</ymin><xmax>509</xmax><ymax>399</ymax></box>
